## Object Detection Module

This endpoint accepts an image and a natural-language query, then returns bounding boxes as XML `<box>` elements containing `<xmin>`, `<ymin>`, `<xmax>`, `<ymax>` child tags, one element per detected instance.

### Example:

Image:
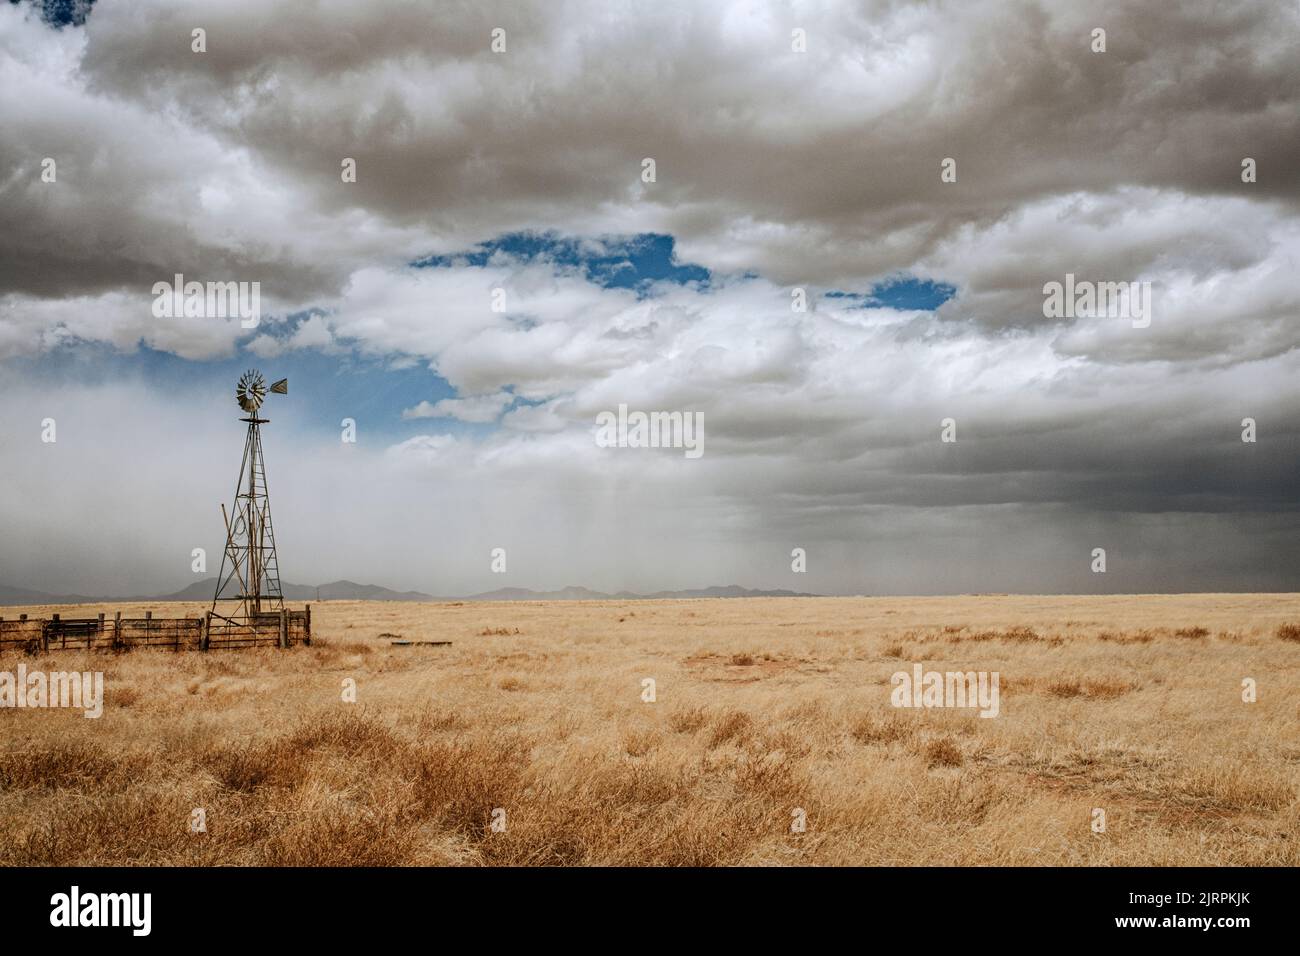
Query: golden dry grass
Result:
<box><xmin>1</xmin><ymin>594</ymin><xmax>1298</xmax><ymax>866</ymax></box>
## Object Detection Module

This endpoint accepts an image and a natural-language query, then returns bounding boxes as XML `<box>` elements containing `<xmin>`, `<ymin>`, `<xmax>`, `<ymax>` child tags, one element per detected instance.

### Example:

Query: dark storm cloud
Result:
<box><xmin>1</xmin><ymin>0</ymin><xmax>1299</xmax><ymax>595</ymax></box>
<box><xmin>5</xmin><ymin>0</ymin><xmax>1299</xmax><ymax>301</ymax></box>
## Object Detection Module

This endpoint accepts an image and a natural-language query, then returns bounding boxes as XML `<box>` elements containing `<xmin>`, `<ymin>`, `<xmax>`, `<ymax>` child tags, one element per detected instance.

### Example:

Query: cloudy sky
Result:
<box><xmin>1</xmin><ymin>0</ymin><xmax>1298</xmax><ymax>598</ymax></box>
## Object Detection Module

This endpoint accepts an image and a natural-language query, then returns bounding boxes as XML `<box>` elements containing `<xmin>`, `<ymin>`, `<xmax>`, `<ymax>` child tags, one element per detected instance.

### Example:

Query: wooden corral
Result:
<box><xmin>0</xmin><ymin>606</ymin><xmax>310</xmax><ymax>653</ymax></box>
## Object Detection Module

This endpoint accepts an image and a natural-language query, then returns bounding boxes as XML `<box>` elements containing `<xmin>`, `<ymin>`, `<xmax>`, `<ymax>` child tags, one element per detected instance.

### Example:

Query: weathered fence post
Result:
<box><xmin>53</xmin><ymin>613</ymin><xmax>62</xmax><ymax>649</ymax></box>
<box><xmin>97</xmin><ymin>612</ymin><xmax>104</xmax><ymax>649</ymax></box>
<box><xmin>304</xmin><ymin>603</ymin><xmax>312</xmax><ymax>646</ymax></box>
<box><xmin>114</xmin><ymin>611</ymin><xmax>122</xmax><ymax>650</ymax></box>
<box><xmin>279</xmin><ymin>608</ymin><xmax>288</xmax><ymax>648</ymax></box>
<box><xmin>201</xmin><ymin>611</ymin><xmax>211</xmax><ymax>652</ymax></box>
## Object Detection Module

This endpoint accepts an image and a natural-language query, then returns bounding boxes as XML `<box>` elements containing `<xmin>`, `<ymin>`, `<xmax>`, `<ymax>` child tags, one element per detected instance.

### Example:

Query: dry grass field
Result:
<box><xmin>2</xmin><ymin>594</ymin><xmax>1298</xmax><ymax>866</ymax></box>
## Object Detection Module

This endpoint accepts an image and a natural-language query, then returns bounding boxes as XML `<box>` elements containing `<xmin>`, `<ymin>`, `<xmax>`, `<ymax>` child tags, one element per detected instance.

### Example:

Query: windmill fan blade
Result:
<box><xmin>270</xmin><ymin>379</ymin><xmax>288</xmax><ymax>394</ymax></box>
<box><xmin>236</xmin><ymin>369</ymin><xmax>267</xmax><ymax>412</ymax></box>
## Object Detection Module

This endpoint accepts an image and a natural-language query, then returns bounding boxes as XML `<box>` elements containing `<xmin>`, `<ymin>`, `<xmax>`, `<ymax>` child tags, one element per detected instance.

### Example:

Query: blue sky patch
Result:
<box><xmin>12</xmin><ymin>0</ymin><xmax>94</xmax><ymax>28</ymax></box>
<box><xmin>414</xmin><ymin>232</ymin><xmax>710</xmax><ymax>292</ymax></box>
<box><xmin>827</xmin><ymin>276</ymin><xmax>957</xmax><ymax>311</ymax></box>
<box><xmin>17</xmin><ymin>341</ymin><xmax>462</xmax><ymax>442</ymax></box>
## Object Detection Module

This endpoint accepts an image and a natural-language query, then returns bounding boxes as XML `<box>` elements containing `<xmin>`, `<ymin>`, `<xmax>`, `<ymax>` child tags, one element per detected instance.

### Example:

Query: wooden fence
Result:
<box><xmin>0</xmin><ymin>607</ymin><xmax>310</xmax><ymax>653</ymax></box>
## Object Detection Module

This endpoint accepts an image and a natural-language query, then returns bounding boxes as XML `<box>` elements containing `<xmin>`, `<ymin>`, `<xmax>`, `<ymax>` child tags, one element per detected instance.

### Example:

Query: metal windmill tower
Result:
<box><xmin>212</xmin><ymin>370</ymin><xmax>289</xmax><ymax>625</ymax></box>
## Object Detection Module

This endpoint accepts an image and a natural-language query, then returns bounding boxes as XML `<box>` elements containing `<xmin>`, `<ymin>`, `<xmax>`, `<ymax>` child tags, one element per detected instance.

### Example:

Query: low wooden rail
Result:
<box><xmin>0</xmin><ymin>607</ymin><xmax>310</xmax><ymax>653</ymax></box>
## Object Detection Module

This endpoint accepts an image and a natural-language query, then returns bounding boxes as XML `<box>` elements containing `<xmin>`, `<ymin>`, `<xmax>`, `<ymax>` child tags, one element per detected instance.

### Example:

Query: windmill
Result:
<box><xmin>211</xmin><ymin>370</ymin><xmax>290</xmax><ymax>628</ymax></box>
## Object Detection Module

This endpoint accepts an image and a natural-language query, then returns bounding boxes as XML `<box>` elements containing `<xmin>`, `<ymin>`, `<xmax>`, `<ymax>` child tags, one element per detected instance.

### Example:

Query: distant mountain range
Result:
<box><xmin>0</xmin><ymin>578</ymin><xmax>817</xmax><ymax>606</ymax></box>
